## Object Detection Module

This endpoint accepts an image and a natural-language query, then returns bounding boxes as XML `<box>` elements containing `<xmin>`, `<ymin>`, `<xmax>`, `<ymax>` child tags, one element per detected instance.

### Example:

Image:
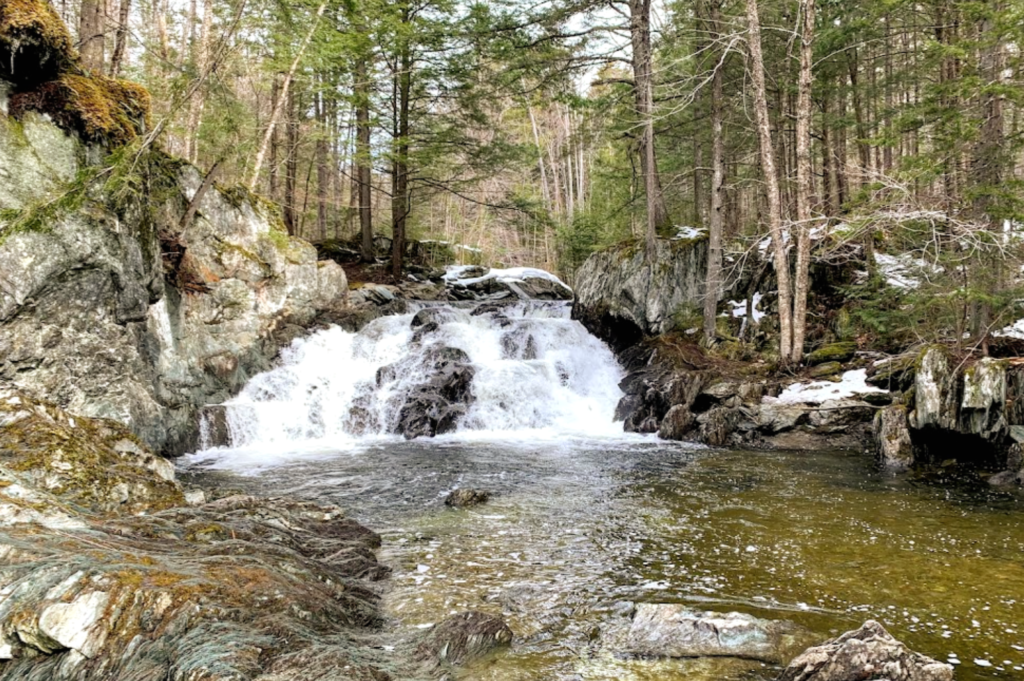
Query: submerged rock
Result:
<box><xmin>415</xmin><ymin>611</ymin><xmax>513</xmax><ymax>668</ymax></box>
<box><xmin>777</xmin><ymin>620</ymin><xmax>953</xmax><ymax>681</ymax></box>
<box><xmin>621</xmin><ymin>604</ymin><xmax>806</xmax><ymax>664</ymax></box>
<box><xmin>445</xmin><ymin>488</ymin><xmax>490</xmax><ymax>508</ymax></box>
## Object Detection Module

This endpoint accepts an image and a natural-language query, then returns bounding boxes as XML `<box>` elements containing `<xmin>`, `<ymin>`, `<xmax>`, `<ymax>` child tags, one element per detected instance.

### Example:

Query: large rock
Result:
<box><xmin>910</xmin><ymin>347</ymin><xmax>958</xmax><ymax>431</ymax></box>
<box><xmin>621</xmin><ymin>604</ymin><xmax>805</xmax><ymax>664</ymax></box>
<box><xmin>874</xmin><ymin>405</ymin><xmax>915</xmax><ymax>471</ymax></box>
<box><xmin>778</xmin><ymin>620</ymin><xmax>953</xmax><ymax>681</ymax></box>
<box><xmin>572</xmin><ymin>237</ymin><xmax>709</xmax><ymax>342</ymax></box>
<box><xmin>959</xmin><ymin>357</ymin><xmax>1007</xmax><ymax>440</ymax></box>
<box><xmin>0</xmin><ymin>93</ymin><xmax>348</xmax><ymax>455</ymax></box>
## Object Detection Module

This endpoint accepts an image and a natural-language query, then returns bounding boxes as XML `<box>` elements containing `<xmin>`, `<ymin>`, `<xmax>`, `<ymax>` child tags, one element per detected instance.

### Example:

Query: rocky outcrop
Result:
<box><xmin>0</xmin><ymin>81</ymin><xmax>347</xmax><ymax>455</ymax></box>
<box><xmin>621</xmin><ymin>604</ymin><xmax>808</xmax><ymax>664</ymax></box>
<box><xmin>874</xmin><ymin>405</ymin><xmax>914</xmax><ymax>471</ymax></box>
<box><xmin>572</xmin><ymin>237</ymin><xmax>709</xmax><ymax>349</ymax></box>
<box><xmin>0</xmin><ymin>394</ymin><xmax>400</xmax><ymax>681</ymax></box>
<box><xmin>778</xmin><ymin>620</ymin><xmax>953</xmax><ymax>681</ymax></box>
<box><xmin>445</xmin><ymin>488</ymin><xmax>490</xmax><ymax>507</ymax></box>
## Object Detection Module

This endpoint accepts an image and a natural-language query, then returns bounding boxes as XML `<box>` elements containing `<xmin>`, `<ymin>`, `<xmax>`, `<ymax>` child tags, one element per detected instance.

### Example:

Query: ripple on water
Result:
<box><xmin>181</xmin><ymin>440</ymin><xmax>1024</xmax><ymax>681</ymax></box>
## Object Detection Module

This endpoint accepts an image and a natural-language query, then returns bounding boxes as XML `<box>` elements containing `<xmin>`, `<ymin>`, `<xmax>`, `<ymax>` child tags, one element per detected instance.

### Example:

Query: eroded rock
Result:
<box><xmin>621</xmin><ymin>604</ymin><xmax>806</xmax><ymax>664</ymax></box>
<box><xmin>445</xmin><ymin>488</ymin><xmax>490</xmax><ymax>508</ymax></box>
<box><xmin>875</xmin><ymin>405</ymin><xmax>914</xmax><ymax>471</ymax></box>
<box><xmin>777</xmin><ymin>620</ymin><xmax>953</xmax><ymax>681</ymax></box>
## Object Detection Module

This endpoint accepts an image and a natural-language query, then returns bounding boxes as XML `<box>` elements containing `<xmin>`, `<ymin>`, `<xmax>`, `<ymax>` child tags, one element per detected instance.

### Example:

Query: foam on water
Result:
<box><xmin>188</xmin><ymin>302</ymin><xmax>629</xmax><ymax>471</ymax></box>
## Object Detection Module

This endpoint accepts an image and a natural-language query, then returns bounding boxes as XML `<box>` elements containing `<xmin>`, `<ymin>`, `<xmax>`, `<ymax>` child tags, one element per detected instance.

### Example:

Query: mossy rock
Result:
<box><xmin>0</xmin><ymin>0</ymin><xmax>75</xmax><ymax>86</ymax></box>
<box><xmin>10</xmin><ymin>73</ymin><xmax>150</xmax><ymax>146</ymax></box>
<box><xmin>808</xmin><ymin>361</ymin><xmax>841</xmax><ymax>379</ymax></box>
<box><xmin>806</xmin><ymin>342</ymin><xmax>856</xmax><ymax>366</ymax></box>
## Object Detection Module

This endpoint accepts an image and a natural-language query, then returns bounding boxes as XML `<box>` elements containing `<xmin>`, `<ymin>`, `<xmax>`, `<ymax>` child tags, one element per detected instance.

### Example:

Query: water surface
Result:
<box><xmin>183</xmin><ymin>437</ymin><xmax>1024</xmax><ymax>680</ymax></box>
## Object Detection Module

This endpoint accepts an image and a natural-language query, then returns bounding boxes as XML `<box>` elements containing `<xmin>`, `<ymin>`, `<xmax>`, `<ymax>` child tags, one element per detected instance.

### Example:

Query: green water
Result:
<box><xmin>185</xmin><ymin>438</ymin><xmax>1024</xmax><ymax>679</ymax></box>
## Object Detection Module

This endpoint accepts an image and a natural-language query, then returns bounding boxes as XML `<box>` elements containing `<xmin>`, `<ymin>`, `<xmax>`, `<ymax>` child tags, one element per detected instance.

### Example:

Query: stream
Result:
<box><xmin>181</xmin><ymin>302</ymin><xmax>1024</xmax><ymax>680</ymax></box>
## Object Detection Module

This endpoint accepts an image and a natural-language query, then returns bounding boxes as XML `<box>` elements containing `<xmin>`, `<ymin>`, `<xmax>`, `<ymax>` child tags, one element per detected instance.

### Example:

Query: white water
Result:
<box><xmin>188</xmin><ymin>302</ymin><xmax>629</xmax><ymax>471</ymax></box>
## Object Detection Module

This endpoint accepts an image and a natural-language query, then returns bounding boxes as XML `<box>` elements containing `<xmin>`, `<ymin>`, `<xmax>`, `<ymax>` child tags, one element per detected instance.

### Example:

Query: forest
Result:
<box><xmin>19</xmin><ymin>0</ymin><xmax>1024</xmax><ymax>357</ymax></box>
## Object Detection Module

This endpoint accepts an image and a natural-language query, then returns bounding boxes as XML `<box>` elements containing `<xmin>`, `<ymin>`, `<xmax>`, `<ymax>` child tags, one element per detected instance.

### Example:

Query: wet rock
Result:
<box><xmin>658</xmin><ymin>405</ymin><xmax>696</xmax><ymax>440</ymax></box>
<box><xmin>445</xmin><ymin>488</ymin><xmax>490</xmax><ymax>508</ymax></box>
<box><xmin>806</xmin><ymin>342</ymin><xmax>856</xmax><ymax>366</ymax></box>
<box><xmin>516</xmin><ymin>276</ymin><xmax>573</xmax><ymax>301</ymax></box>
<box><xmin>411</xmin><ymin>307</ymin><xmax>462</xmax><ymax>328</ymax></box>
<box><xmin>777</xmin><ymin>620</ymin><xmax>953</xmax><ymax>681</ymax></box>
<box><xmin>807</xmin><ymin>399</ymin><xmax>874</xmax><ymax>430</ymax></box>
<box><xmin>390</xmin><ymin>346</ymin><xmax>475</xmax><ymax>439</ymax></box>
<box><xmin>703</xmin><ymin>381</ymin><xmax>739</xmax><ymax>401</ymax></box>
<box><xmin>875</xmin><ymin>405</ymin><xmax>914</xmax><ymax>471</ymax></box>
<box><xmin>621</xmin><ymin>604</ymin><xmax>805</xmax><ymax>663</ymax></box>
<box><xmin>697</xmin><ymin>406</ymin><xmax>739</xmax><ymax>446</ymax></box>
<box><xmin>198</xmin><ymin>404</ymin><xmax>231</xmax><ymax>448</ymax></box>
<box><xmin>416</xmin><ymin>611</ymin><xmax>513</xmax><ymax>668</ymax></box>
<box><xmin>988</xmin><ymin>442</ymin><xmax>1024</xmax><ymax>486</ymax></box>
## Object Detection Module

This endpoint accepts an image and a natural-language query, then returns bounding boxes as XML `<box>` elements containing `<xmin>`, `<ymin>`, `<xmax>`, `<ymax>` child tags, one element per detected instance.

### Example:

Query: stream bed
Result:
<box><xmin>183</xmin><ymin>435</ymin><xmax>1024</xmax><ymax>680</ymax></box>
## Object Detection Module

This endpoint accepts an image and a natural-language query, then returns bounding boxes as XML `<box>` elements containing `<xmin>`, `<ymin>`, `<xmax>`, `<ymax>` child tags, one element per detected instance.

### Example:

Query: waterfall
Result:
<box><xmin>208</xmin><ymin>301</ymin><xmax>626</xmax><ymax>453</ymax></box>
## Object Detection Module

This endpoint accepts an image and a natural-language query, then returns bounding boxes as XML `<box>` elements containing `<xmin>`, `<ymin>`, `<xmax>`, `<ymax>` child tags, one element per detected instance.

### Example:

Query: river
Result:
<box><xmin>181</xmin><ymin>302</ymin><xmax>1024</xmax><ymax>680</ymax></box>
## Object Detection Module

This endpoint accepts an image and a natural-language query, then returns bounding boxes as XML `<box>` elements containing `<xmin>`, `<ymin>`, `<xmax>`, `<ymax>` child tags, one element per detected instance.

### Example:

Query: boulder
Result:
<box><xmin>621</xmin><ymin>604</ymin><xmax>805</xmax><ymax>664</ymax></box>
<box><xmin>874</xmin><ymin>405</ymin><xmax>915</xmax><ymax>471</ymax></box>
<box><xmin>658</xmin><ymin>404</ymin><xmax>696</xmax><ymax>440</ymax></box>
<box><xmin>808</xmin><ymin>362</ymin><xmax>841</xmax><ymax>379</ymax></box>
<box><xmin>911</xmin><ymin>346</ymin><xmax>958</xmax><ymax>431</ymax></box>
<box><xmin>756</xmin><ymin>403</ymin><xmax>809</xmax><ymax>434</ymax></box>
<box><xmin>573</xmin><ymin>237</ymin><xmax>709</xmax><ymax>337</ymax></box>
<box><xmin>415</xmin><ymin>611</ymin><xmax>513</xmax><ymax>668</ymax></box>
<box><xmin>777</xmin><ymin>620</ymin><xmax>953</xmax><ymax>681</ymax></box>
<box><xmin>445</xmin><ymin>488</ymin><xmax>490</xmax><ymax>508</ymax></box>
<box><xmin>959</xmin><ymin>357</ymin><xmax>1007</xmax><ymax>441</ymax></box>
<box><xmin>806</xmin><ymin>342</ymin><xmax>856</xmax><ymax>366</ymax></box>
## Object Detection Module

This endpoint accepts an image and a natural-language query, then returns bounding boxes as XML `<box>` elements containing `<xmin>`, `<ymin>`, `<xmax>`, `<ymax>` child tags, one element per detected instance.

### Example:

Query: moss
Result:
<box><xmin>10</xmin><ymin>74</ymin><xmax>150</xmax><ymax>147</ymax></box>
<box><xmin>0</xmin><ymin>0</ymin><xmax>75</xmax><ymax>85</ymax></box>
<box><xmin>806</xmin><ymin>342</ymin><xmax>857</xmax><ymax>366</ymax></box>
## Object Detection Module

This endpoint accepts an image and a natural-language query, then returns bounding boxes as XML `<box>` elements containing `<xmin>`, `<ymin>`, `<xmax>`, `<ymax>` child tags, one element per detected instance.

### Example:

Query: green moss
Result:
<box><xmin>10</xmin><ymin>74</ymin><xmax>150</xmax><ymax>147</ymax></box>
<box><xmin>806</xmin><ymin>342</ymin><xmax>857</xmax><ymax>366</ymax></box>
<box><xmin>0</xmin><ymin>0</ymin><xmax>75</xmax><ymax>83</ymax></box>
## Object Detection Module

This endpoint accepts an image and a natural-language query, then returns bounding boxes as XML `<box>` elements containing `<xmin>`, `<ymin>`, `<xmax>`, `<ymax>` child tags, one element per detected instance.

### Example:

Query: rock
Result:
<box><xmin>959</xmin><ymin>357</ymin><xmax>1007</xmax><ymax>441</ymax></box>
<box><xmin>703</xmin><ymin>381</ymin><xmax>739</xmax><ymax>401</ymax></box>
<box><xmin>415</xmin><ymin>611</ymin><xmax>513</xmax><ymax>668</ymax></box>
<box><xmin>621</xmin><ymin>604</ymin><xmax>805</xmax><ymax>664</ymax></box>
<box><xmin>697</xmin><ymin>405</ymin><xmax>739</xmax><ymax>446</ymax></box>
<box><xmin>516</xmin><ymin>276</ymin><xmax>573</xmax><ymax>301</ymax></box>
<box><xmin>808</xmin><ymin>362</ymin><xmax>842</xmax><ymax>379</ymax></box>
<box><xmin>198</xmin><ymin>404</ymin><xmax>231</xmax><ymax>448</ymax></box>
<box><xmin>0</xmin><ymin>389</ymin><xmax>184</xmax><ymax>514</ymax></box>
<box><xmin>806</xmin><ymin>342</ymin><xmax>856</xmax><ymax>366</ymax></box>
<box><xmin>0</xmin><ymin>103</ymin><xmax>351</xmax><ymax>455</ymax></box>
<box><xmin>807</xmin><ymin>399</ymin><xmax>874</xmax><ymax>430</ymax></box>
<box><xmin>572</xmin><ymin>237</ymin><xmax>709</xmax><ymax>337</ymax></box>
<box><xmin>874</xmin><ymin>405</ymin><xmax>915</xmax><ymax>471</ymax></box>
<box><xmin>658</xmin><ymin>404</ymin><xmax>696</xmax><ymax>440</ymax></box>
<box><xmin>777</xmin><ymin>620</ymin><xmax>953</xmax><ymax>681</ymax></box>
<box><xmin>445</xmin><ymin>488</ymin><xmax>490</xmax><ymax>507</ymax></box>
<box><xmin>381</xmin><ymin>345</ymin><xmax>476</xmax><ymax>440</ymax></box>
<box><xmin>911</xmin><ymin>346</ymin><xmax>958</xmax><ymax>431</ymax></box>
<box><xmin>866</xmin><ymin>354</ymin><xmax>916</xmax><ymax>391</ymax></box>
<box><xmin>756</xmin><ymin>403</ymin><xmax>808</xmax><ymax>433</ymax></box>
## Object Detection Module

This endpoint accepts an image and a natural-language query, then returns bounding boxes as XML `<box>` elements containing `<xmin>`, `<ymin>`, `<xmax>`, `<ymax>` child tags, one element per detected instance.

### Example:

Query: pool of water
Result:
<box><xmin>182</xmin><ymin>437</ymin><xmax>1024</xmax><ymax>680</ymax></box>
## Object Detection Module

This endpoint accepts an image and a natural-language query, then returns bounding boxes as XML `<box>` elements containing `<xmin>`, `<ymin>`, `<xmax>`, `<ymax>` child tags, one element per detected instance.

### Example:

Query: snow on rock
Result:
<box><xmin>726</xmin><ymin>292</ymin><xmax>765</xmax><ymax>323</ymax></box>
<box><xmin>995</xmin><ymin>318</ymin><xmax>1024</xmax><ymax>340</ymax></box>
<box><xmin>442</xmin><ymin>265</ymin><xmax>482</xmax><ymax>282</ymax></box>
<box><xmin>673</xmin><ymin>226</ymin><xmax>707</xmax><ymax>240</ymax></box>
<box><xmin>766</xmin><ymin>369</ymin><xmax>887</xmax><ymax>405</ymax></box>
<box><xmin>454</xmin><ymin>266</ymin><xmax>571</xmax><ymax>290</ymax></box>
<box><xmin>874</xmin><ymin>253</ymin><xmax>935</xmax><ymax>290</ymax></box>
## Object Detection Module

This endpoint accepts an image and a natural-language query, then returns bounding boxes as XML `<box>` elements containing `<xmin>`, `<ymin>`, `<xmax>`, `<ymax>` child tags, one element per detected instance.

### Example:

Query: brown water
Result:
<box><xmin>183</xmin><ymin>437</ymin><xmax>1024</xmax><ymax>679</ymax></box>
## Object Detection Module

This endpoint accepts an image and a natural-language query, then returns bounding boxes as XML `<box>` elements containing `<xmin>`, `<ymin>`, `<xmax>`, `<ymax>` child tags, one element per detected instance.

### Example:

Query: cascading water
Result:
<box><xmin>199</xmin><ymin>300</ymin><xmax>626</xmax><ymax>459</ymax></box>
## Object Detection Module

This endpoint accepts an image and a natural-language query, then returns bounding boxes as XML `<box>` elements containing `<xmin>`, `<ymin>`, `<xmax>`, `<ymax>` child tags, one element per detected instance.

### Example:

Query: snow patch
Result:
<box><xmin>673</xmin><ymin>225</ymin><xmax>707</xmax><ymax>240</ymax></box>
<box><xmin>995</xmin><ymin>318</ymin><xmax>1024</xmax><ymax>340</ymax></box>
<box><xmin>455</xmin><ymin>266</ymin><xmax>571</xmax><ymax>291</ymax></box>
<box><xmin>766</xmin><ymin>369</ymin><xmax>887</xmax><ymax>405</ymax></box>
<box><xmin>726</xmin><ymin>292</ymin><xmax>765</xmax><ymax>323</ymax></box>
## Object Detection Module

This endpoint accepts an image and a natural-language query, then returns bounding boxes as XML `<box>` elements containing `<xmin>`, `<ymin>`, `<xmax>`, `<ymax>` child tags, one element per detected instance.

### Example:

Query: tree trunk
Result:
<box><xmin>284</xmin><ymin>85</ymin><xmax>299</xmax><ymax>236</ymax></box>
<box><xmin>354</xmin><ymin>58</ymin><xmax>374</xmax><ymax>262</ymax></box>
<box><xmin>185</xmin><ymin>0</ymin><xmax>213</xmax><ymax>164</ymax></box>
<box><xmin>316</xmin><ymin>85</ymin><xmax>329</xmax><ymax>244</ymax></box>
<box><xmin>791</xmin><ymin>0</ymin><xmax>815</xmax><ymax>363</ymax></box>
<box><xmin>746</xmin><ymin>0</ymin><xmax>793</xmax><ymax>359</ymax></box>
<box><xmin>79</xmin><ymin>0</ymin><xmax>105</xmax><ymax>71</ymax></box>
<box><xmin>109</xmin><ymin>0</ymin><xmax>131</xmax><ymax>77</ymax></box>
<box><xmin>390</xmin><ymin>32</ymin><xmax>412</xmax><ymax>280</ymax></box>
<box><xmin>630</xmin><ymin>0</ymin><xmax>671</xmax><ymax>257</ymax></box>
<box><xmin>269</xmin><ymin>74</ymin><xmax>281</xmax><ymax>201</ymax></box>
<box><xmin>702</xmin><ymin>0</ymin><xmax>725</xmax><ymax>344</ymax></box>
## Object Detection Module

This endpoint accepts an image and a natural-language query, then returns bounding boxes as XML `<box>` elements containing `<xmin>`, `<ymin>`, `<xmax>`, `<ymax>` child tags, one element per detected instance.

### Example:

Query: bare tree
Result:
<box><xmin>702</xmin><ymin>0</ymin><xmax>726</xmax><ymax>343</ymax></box>
<box><xmin>791</xmin><ymin>0</ymin><xmax>816</xmax><ymax>362</ymax></box>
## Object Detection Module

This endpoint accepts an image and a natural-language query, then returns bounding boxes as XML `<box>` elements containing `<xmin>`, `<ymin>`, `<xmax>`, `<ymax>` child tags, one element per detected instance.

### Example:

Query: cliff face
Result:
<box><xmin>571</xmin><ymin>237</ymin><xmax>709</xmax><ymax>352</ymax></box>
<box><xmin>0</xmin><ymin>82</ymin><xmax>347</xmax><ymax>455</ymax></box>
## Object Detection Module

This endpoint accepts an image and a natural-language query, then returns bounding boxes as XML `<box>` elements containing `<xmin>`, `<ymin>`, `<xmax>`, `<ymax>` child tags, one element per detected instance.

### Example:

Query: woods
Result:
<box><xmin>21</xmin><ymin>0</ymin><xmax>1024</xmax><ymax>360</ymax></box>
